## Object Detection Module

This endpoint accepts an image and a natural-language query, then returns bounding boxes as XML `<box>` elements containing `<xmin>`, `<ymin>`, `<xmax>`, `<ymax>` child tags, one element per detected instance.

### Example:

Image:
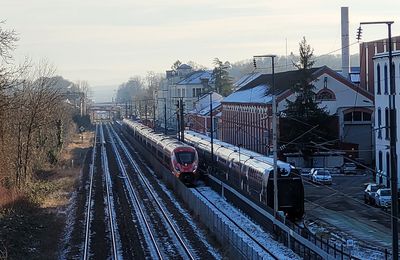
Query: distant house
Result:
<box><xmin>156</xmin><ymin>64</ymin><xmax>215</xmax><ymax>132</ymax></box>
<box><xmin>220</xmin><ymin>66</ymin><xmax>374</xmax><ymax>165</ymax></box>
<box><xmin>187</xmin><ymin>92</ymin><xmax>223</xmax><ymax>138</ymax></box>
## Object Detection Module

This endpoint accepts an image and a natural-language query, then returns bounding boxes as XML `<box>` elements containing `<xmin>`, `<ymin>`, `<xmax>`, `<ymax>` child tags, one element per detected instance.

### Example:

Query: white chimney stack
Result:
<box><xmin>341</xmin><ymin>7</ymin><xmax>350</xmax><ymax>79</ymax></box>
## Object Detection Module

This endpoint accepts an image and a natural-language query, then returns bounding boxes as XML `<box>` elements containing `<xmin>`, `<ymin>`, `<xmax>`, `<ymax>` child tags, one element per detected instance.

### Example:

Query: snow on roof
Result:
<box><xmin>177</xmin><ymin>64</ymin><xmax>192</xmax><ymax>70</ymax></box>
<box><xmin>189</xmin><ymin>92</ymin><xmax>223</xmax><ymax>115</ymax></box>
<box><xmin>177</xmin><ymin>70</ymin><xmax>213</xmax><ymax>85</ymax></box>
<box><xmin>222</xmin><ymin>84</ymin><xmax>272</xmax><ymax>104</ymax></box>
<box><xmin>234</xmin><ymin>72</ymin><xmax>263</xmax><ymax>89</ymax></box>
<box><xmin>197</xmin><ymin>101</ymin><xmax>221</xmax><ymax>115</ymax></box>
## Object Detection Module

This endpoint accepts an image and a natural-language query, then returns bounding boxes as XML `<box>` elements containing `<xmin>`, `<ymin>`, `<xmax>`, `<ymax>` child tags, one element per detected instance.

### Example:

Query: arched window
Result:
<box><xmin>378</xmin><ymin>108</ymin><xmax>382</xmax><ymax>139</ymax></box>
<box><xmin>316</xmin><ymin>89</ymin><xmax>336</xmax><ymax>101</ymax></box>
<box><xmin>385</xmin><ymin>108</ymin><xmax>389</xmax><ymax>139</ymax></box>
<box><xmin>377</xmin><ymin>64</ymin><xmax>381</xmax><ymax>95</ymax></box>
<box><xmin>384</xmin><ymin>64</ymin><xmax>388</xmax><ymax>94</ymax></box>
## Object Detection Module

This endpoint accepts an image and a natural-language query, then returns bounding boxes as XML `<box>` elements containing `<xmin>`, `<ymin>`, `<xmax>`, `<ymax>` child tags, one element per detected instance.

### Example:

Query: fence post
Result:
<box><xmin>385</xmin><ymin>248</ymin><xmax>388</xmax><ymax>260</ymax></box>
<box><xmin>334</xmin><ymin>243</ymin><xmax>336</xmax><ymax>258</ymax></box>
<box><xmin>341</xmin><ymin>244</ymin><xmax>344</xmax><ymax>260</ymax></box>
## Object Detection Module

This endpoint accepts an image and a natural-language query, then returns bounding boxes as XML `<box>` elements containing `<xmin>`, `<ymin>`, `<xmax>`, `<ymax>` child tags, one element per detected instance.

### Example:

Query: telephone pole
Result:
<box><xmin>254</xmin><ymin>54</ymin><xmax>278</xmax><ymax>219</ymax></box>
<box><xmin>359</xmin><ymin>21</ymin><xmax>398</xmax><ymax>259</ymax></box>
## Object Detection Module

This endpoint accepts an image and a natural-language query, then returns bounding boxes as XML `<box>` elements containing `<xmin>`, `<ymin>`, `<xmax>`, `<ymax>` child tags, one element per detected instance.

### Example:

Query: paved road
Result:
<box><xmin>303</xmin><ymin>172</ymin><xmax>397</xmax><ymax>249</ymax></box>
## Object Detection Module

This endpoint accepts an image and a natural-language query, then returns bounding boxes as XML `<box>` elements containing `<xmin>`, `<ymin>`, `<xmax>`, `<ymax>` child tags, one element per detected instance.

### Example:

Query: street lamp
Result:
<box><xmin>254</xmin><ymin>54</ymin><xmax>278</xmax><ymax>219</ymax></box>
<box><xmin>358</xmin><ymin>21</ymin><xmax>398</xmax><ymax>259</ymax></box>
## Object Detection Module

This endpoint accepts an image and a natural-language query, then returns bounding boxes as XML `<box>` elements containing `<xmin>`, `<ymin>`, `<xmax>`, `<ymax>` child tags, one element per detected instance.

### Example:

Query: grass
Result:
<box><xmin>0</xmin><ymin>131</ymin><xmax>93</xmax><ymax>259</ymax></box>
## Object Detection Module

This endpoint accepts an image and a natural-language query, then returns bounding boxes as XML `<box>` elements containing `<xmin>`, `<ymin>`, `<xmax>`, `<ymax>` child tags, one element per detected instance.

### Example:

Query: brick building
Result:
<box><xmin>221</xmin><ymin>66</ymin><xmax>374</xmax><ymax>163</ymax></box>
<box><xmin>359</xmin><ymin>36</ymin><xmax>400</xmax><ymax>94</ymax></box>
<box><xmin>187</xmin><ymin>92</ymin><xmax>223</xmax><ymax>138</ymax></box>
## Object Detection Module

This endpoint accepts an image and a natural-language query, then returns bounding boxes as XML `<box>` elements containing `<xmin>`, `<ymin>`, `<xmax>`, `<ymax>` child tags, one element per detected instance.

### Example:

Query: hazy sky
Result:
<box><xmin>2</xmin><ymin>1</ymin><xmax>400</xmax><ymax>101</ymax></box>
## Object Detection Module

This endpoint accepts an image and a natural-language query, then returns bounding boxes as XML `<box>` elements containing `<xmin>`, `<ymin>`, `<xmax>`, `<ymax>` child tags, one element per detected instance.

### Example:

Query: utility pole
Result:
<box><xmin>125</xmin><ymin>101</ymin><xmax>128</xmax><ymax>118</ymax></box>
<box><xmin>153</xmin><ymin>100</ymin><xmax>156</xmax><ymax>130</ymax></box>
<box><xmin>164</xmin><ymin>100</ymin><xmax>167</xmax><ymax>135</ymax></box>
<box><xmin>254</xmin><ymin>54</ymin><xmax>278</xmax><ymax>219</ymax></box>
<box><xmin>210</xmin><ymin>92</ymin><xmax>214</xmax><ymax>165</ymax></box>
<box><xmin>144</xmin><ymin>100</ymin><xmax>148</xmax><ymax>126</ymax></box>
<box><xmin>176</xmin><ymin>100</ymin><xmax>181</xmax><ymax>141</ymax></box>
<box><xmin>358</xmin><ymin>21</ymin><xmax>398</xmax><ymax>260</ymax></box>
<box><xmin>180</xmin><ymin>98</ymin><xmax>185</xmax><ymax>141</ymax></box>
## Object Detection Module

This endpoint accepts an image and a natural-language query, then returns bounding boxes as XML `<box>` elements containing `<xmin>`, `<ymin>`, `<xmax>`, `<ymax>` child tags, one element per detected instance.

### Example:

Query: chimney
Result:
<box><xmin>341</xmin><ymin>7</ymin><xmax>350</xmax><ymax>79</ymax></box>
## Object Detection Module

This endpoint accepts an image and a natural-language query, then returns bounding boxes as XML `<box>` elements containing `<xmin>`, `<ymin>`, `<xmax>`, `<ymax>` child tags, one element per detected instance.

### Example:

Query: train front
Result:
<box><xmin>171</xmin><ymin>146</ymin><xmax>199</xmax><ymax>185</ymax></box>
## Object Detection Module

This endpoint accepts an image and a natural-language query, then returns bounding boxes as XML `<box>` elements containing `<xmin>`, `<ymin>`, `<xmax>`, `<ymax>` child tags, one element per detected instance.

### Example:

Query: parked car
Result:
<box><xmin>342</xmin><ymin>162</ymin><xmax>357</xmax><ymax>174</ymax></box>
<box><xmin>364</xmin><ymin>183</ymin><xmax>383</xmax><ymax>205</ymax></box>
<box><xmin>374</xmin><ymin>188</ymin><xmax>391</xmax><ymax>208</ymax></box>
<box><xmin>310</xmin><ymin>168</ymin><xmax>332</xmax><ymax>185</ymax></box>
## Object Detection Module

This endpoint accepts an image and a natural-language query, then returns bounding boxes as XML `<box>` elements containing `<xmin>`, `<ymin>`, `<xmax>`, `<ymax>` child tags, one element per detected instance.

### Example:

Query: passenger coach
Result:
<box><xmin>184</xmin><ymin>130</ymin><xmax>304</xmax><ymax>220</ymax></box>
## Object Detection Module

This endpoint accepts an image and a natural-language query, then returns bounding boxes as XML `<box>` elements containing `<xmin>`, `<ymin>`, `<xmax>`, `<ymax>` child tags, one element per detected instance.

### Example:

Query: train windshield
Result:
<box><xmin>175</xmin><ymin>151</ymin><xmax>195</xmax><ymax>164</ymax></box>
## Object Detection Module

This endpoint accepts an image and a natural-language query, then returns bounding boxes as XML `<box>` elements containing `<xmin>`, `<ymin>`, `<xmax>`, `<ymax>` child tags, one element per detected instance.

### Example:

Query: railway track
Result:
<box><xmin>106</xmin><ymin>123</ymin><xmax>196</xmax><ymax>259</ymax></box>
<box><xmin>83</xmin><ymin>123</ymin><xmax>119</xmax><ymax>260</ymax></box>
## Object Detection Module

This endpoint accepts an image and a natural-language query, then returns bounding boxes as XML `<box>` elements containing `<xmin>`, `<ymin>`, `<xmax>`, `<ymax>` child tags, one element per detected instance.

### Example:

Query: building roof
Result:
<box><xmin>177</xmin><ymin>64</ymin><xmax>192</xmax><ymax>70</ymax></box>
<box><xmin>177</xmin><ymin>70</ymin><xmax>214</xmax><ymax>85</ymax></box>
<box><xmin>223</xmin><ymin>66</ymin><xmax>373</xmax><ymax>105</ymax></box>
<box><xmin>236</xmin><ymin>67</ymin><xmax>321</xmax><ymax>94</ymax></box>
<box><xmin>222</xmin><ymin>84</ymin><xmax>272</xmax><ymax>104</ymax></box>
<box><xmin>189</xmin><ymin>92</ymin><xmax>223</xmax><ymax>116</ymax></box>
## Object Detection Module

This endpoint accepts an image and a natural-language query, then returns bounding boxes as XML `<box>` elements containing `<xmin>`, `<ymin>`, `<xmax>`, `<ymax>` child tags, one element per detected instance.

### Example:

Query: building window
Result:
<box><xmin>386</xmin><ymin>152</ymin><xmax>390</xmax><ymax>175</ymax></box>
<box><xmin>384</xmin><ymin>64</ymin><xmax>388</xmax><ymax>94</ymax></box>
<box><xmin>378</xmin><ymin>108</ymin><xmax>382</xmax><ymax>139</ymax></box>
<box><xmin>377</xmin><ymin>64</ymin><xmax>381</xmax><ymax>95</ymax></box>
<box><xmin>344</xmin><ymin>110</ymin><xmax>372</xmax><ymax>122</ymax></box>
<box><xmin>353</xmin><ymin>111</ymin><xmax>362</xmax><ymax>121</ymax></box>
<box><xmin>316</xmin><ymin>89</ymin><xmax>336</xmax><ymax>101</ymax></box>
<box><xmin>385</xmin><ymin>108</ymin><xmax>389</xmax><ymax>139</ymax></box>
<box><xmin>392</xmin><ymin>62</ymin><xmax>395</xmax><ymax>89</ymax></box>
<box><xmin>378</xmin><ymin>151</ymin><xmax>383</xmax><ymax>171</ymax></box>
<box><xmin>363</xmin><ymin>112</ymin><xmax>371</xmax><ymax>121</ymax></box>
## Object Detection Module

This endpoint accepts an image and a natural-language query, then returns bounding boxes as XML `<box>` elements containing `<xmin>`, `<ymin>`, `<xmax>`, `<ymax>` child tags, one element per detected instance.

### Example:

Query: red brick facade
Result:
<box><xmin>359</xmin><ymin>36</ymin><xmax>400</xmax><ymax>94</ymax></box>
<box><xmin>220</xmin><ymin>103</ymin><xmax>272</xmax><ymax>155</ymax></box>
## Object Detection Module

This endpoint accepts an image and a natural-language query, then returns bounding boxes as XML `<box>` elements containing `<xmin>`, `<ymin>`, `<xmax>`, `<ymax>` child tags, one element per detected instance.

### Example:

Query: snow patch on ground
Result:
<box><xmin>195</xmin><ymin>186</ymin><xmax>300</xmax><ymax>260</ymax></box>
<box><xmin>305</xmin><ymin>219</ymin><xmax>387</xmax><ymax>259</ymax></box>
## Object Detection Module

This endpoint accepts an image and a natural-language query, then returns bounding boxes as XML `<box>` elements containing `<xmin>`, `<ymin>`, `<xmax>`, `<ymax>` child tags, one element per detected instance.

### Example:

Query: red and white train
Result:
<box><xmin>122</xmin><ymin>119</ymin><xmax>199</xmax><ymax>185</ymax></box>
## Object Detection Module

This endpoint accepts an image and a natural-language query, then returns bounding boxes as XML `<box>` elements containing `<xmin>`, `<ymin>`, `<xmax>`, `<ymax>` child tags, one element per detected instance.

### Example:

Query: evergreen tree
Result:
<box><xmin>281</xmin><ymin>37</ymin><xmax>333</xmax><ymax>162</ymax></box>
<box><xmin>212</xmin><ymin>58</ymin><xmax>233</xmax><ymax>96</ymax></box>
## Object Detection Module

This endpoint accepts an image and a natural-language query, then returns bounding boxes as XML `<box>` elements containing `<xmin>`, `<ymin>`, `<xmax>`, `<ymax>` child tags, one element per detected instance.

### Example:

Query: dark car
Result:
<box><xmin>364</xmin><ymin>183</ymin><xmax>383</xmax><ymax>205</ymax></box>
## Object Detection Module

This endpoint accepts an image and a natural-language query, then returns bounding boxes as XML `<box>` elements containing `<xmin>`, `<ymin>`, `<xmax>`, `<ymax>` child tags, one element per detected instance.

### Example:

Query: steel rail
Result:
<box><xmin>83</xmin><ymin>123</ymin><xmax>98</xmax><ymax>260</ymax></box>
<box><xmin>108</xmin><ymin>123</ymin><xmax>195</xmax><ymax>260</ymax></box>
<box><xmin>105</xmin><ymin>124</ymin><xmax>163</xmax><ymax>260</ymax></box>
<box><xmin>99</xmin><ymin>123</ymin><xmax>119</xmax><ymax>260</ymax></box>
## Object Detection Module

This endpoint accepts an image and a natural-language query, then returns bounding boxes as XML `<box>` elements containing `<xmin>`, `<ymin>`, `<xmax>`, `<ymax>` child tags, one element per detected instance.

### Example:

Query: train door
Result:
<box><xmin>240</xmin><ymin>165</ymin><xmax>249</xmax><ymax>191</ymax></box>
<box><xmin>227</xmin><ymin>159</ymin><xmax>233</xmax><ymax>181</ymax></box>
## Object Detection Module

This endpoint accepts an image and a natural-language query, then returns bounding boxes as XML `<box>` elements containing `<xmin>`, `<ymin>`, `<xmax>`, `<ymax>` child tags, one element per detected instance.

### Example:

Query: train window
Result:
<box><xmin>175</xmin><ymin>151</ymin><xmax>195</xmax><ymax>164</ymax></box>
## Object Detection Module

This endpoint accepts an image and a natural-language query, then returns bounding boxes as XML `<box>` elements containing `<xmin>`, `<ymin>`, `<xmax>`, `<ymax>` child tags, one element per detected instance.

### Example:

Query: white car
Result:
<box><xmin>374</xmin><ymin>188</ymin><xmax>391</xmax><ymax>207</ymax></box>
<box><xmin>342</xmin><ymin>162</ymin><xmax>357</xmax><ymax>174</ymax></box>
<box><xmin>310</xmin><ymin>168</ymin><xmax>332</xmax><ymax>185</ymax></box>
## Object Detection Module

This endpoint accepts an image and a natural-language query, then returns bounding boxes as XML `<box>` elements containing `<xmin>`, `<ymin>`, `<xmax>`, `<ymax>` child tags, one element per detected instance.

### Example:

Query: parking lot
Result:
<box><xmin>303</xmin><ymin>171</ymin><xmax>396</xmax><ymax>249</ymax></box>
